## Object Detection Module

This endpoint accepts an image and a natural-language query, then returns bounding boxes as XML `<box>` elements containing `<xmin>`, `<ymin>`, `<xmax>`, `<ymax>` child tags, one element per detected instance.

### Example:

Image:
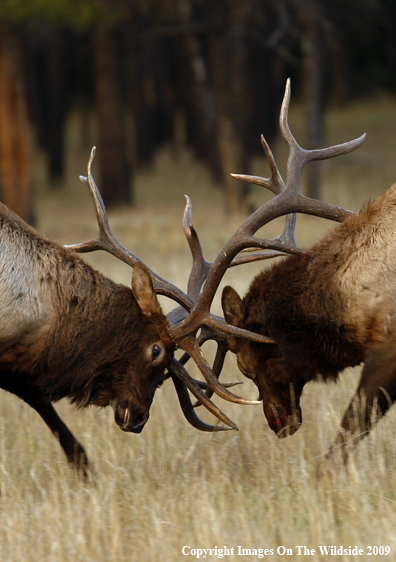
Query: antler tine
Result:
<box><xmin>273</xmin><ymin>212</ymin><xmax>297</xmax><ymax>249</ymax></box>
<box><xmin>280</xmin><ymin>78</ymin><xmax>366</xmax><ymax>199</ymax></box>
<box><xmin>230</xmin><ymin>134</ymin><xmax>285</xmax><ymax>196</ymax></box>
<box><xmin>183</xmin><ymin>195</ymin><xmax>211</xmax><ymax>301</ymax></box>
<box><xmin>171</xmin><ymin>374</ymin><xmax>234</xmax><ymax>431</ymax></box>
<box><xmin>279</xmin><ymin>77</ymin><xmax>295</xmax><ymax>148</ymax></box>
<box><xmin>171</xmin><ymin>327</ymin><xmax>242</xmax><ymax>399</ymax></box>
<box><xmin>66</xmin><ymin>146</ymin><xmax>114</xmax><ymax>253</ymax></box>
<box><xmin>206</xmin><ymin>316</ymin><xmax>276</xmax><ymax>344</ymax></box>
<box><xmin>169</xmin><ymin>358</ymin><xmax>238</xmax><ymax>430</ymax></box>
<box><xmin>192</xmin><ymin>341</ymin><xmax>228</xmax><ymax>407</ymax></box>
<box><xmin>230</xmin><ymin>250</ymin><xmax>287</xmax><ymax>267</ymax></box>
<box><xmin>178</xmin><ymin>336</ymin><xmax>262</xmax><ymax>406</ymax></box>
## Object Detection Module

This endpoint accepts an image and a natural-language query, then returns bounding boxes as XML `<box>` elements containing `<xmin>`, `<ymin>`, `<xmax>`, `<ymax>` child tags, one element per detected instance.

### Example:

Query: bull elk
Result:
<box><xmin>221</xmin><ymin>79</ymin><xmax>396</xmax><ymax>459</ymax></box>
<box><xmin>0</xmin><ymin>204</ymin><xmax>178</xmax><ymax>474</ymax></box>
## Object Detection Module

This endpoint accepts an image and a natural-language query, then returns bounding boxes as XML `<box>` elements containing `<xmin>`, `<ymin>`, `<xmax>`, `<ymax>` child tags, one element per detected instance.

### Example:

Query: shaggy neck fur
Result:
<box><xmin>244</xmin><ymin>252</ymin><xmax>365</xmax><ymax>385</ymax></box>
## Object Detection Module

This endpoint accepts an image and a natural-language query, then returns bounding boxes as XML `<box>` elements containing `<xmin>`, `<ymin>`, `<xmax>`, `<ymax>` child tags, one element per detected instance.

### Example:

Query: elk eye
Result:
<box><xmin>152</xmin><ymin>344</ymin><xmax>160</xmax><ymax>359</ymax></box>
<box><xmin>152</xmin><ymin>343</ymin><xmax>162</xmax><ymax>363</ymax></box>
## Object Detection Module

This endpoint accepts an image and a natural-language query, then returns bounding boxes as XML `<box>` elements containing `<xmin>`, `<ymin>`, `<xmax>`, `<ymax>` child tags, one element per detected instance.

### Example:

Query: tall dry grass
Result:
<box><xmin>1</xmin><ymin>96</ymin><xmax>396</xmax><ymax>561</ymax></box>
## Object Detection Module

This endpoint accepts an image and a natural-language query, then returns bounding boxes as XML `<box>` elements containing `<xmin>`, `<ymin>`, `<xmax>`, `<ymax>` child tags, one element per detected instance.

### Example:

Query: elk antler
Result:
<box><xmin>165</xmin><ymin>79</ymin><xmax>364</xmax><ymax>359</ymax></box>
<box><xmin>163</xmin><ymin>78</ymin><xmax>365</xmax><ymax>409</ymax></box>
<box><xmin>66</xmin><ymin>79</ymin><xmax>365</xmax><ymax>431</ymax></box>
<box><xmin>66</xmin><ymin>148</ymin><xmax>193</xmax><ymax>311</ymax></box>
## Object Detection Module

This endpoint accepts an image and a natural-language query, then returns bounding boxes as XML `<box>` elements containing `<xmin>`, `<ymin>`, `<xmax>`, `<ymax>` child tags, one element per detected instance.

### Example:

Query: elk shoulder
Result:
<box><xmin>313</xmin><ymin>182</ymin><xmax>396</xmax><ymax>345</ymax></box>
<box><xmin>245</xmin><ymin>183</ymin><xmax>396</xmax><ymax>378</ymax></box>
<box><xmin>0</xmin><ymin>202</ymin><xmax>137</xmax><ymax>377</ymax></box>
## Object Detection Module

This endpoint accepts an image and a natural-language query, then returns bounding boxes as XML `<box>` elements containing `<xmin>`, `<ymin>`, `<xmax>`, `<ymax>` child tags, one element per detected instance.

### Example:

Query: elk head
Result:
<box><xmin>105</xmin><ymin>262</ymin><xmax>175</xmax><ymax>433</ymax></box>
<box><xmin>222</xmin><ymin>286</ymin><xmax>302</xmax><ymax>437</ymax></box>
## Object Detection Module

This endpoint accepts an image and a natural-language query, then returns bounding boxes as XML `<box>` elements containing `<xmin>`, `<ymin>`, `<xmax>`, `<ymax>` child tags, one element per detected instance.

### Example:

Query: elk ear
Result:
<box><xmin>132</xmin><ymin>262</ymin><xmax>161</xmax><ymax>316</ymax></box>
<box><xmin>222</xmin><ymin>286</ymin><xmax>244</xmax><ymax>327</ymax></box>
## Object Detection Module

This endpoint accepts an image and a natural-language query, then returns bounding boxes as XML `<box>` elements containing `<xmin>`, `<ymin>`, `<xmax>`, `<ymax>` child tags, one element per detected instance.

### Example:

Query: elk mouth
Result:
<box><xmin>275</xmin><ymin>418</ymin><xmax>302</xmax><ymax>438</ymax></box>
<box><xmin>266</xmin><ymin>403</ymin><xmax>302</xmax><ymax>439</ymax></box>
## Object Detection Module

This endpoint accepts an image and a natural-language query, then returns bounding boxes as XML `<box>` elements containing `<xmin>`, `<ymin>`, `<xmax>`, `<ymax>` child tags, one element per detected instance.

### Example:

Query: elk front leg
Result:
<box><xmin>327</xmin><ymin>345</ymin><xmax>396</xmax><ymax>462</ymax></box>
<box><xmin>0</xmin><ymin>373</ymin><xmax>91</xmax><ymax>476</ymax></box>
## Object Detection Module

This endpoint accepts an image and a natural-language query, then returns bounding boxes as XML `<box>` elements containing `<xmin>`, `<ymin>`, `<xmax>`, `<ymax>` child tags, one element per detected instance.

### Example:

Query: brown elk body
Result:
<box><xmin>0</xmin><ymin>201</ymin><xmax>175</xmax><ymax>473</ymax></box>
<box><xmin>222</xmin><ymin>183</ymin><xmax>396</xmax><ymax>453</ymax></box>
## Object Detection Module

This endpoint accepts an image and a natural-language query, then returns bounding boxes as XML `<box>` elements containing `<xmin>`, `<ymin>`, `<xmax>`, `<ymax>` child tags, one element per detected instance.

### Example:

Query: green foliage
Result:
<box><xmin>0</xmin><ymin>0</ymin><xmax>125</xmax><ymax>29</ymax></box>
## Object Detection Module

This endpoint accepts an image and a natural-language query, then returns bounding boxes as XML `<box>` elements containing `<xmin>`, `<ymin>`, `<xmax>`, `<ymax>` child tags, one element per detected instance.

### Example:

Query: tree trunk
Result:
<box><xmin>294</xmin><ymin>0</ymin><xmax>326</xmax><ymax>200</ymax></box>
<box><xmin>177</xmin><ymin>0</ymin><xmax>219</xmax><ymax>178</ymax></box>
<box><xmin>329</xmin><ymin>24</ymin><xmax>351</xmax><ymax>105</ymax></box>
<box><xmin>93</xmin><ymin>26</ymin><xmax>132</xmax><ymax>205</ymax></box>
<box><xmin>0</xmin><ymin>28</ymin><xmax>33</xmax><ymax>223</ymax></box>
<box><xmin>124</xmin><ymin>22</ymin><xmax>172</xmax><ymax>168</ymax></box>
<box><xmin>45</xmin><ymin>31</ymin><xmax>69</xmax><ymax>182</ymax></box>
<box><xmin>206</xmin><ymin>0</ymin><xmax>250</xmax><ymax>214</ymax></box>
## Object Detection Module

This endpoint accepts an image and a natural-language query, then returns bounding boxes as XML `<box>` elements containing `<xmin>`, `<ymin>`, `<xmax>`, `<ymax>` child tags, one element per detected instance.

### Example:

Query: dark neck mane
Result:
<box><xmin>244</xmin><ymin>254</ymin><xmax>364</xmax><ymax>383</ymax></box>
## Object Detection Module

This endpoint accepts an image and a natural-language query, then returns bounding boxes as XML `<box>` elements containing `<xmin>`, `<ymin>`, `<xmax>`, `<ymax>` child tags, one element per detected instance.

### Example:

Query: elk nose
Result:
<box><xmin>114</xmin><ymin>404</ymin><xmax>149</xmax><ymax>433</ymax></box>
<box><xmin>130</xmin><ymin>412</ymin><xmax>149</xmax><ymax>433</ymax></box>
<box><xmin>265</xmin><ymin>402</ymin><xmax>302</xmax><ymax>438</ymax></box>
<box><xmin>273</xmin><ymin>408</ymin><xmax>302</xmax><ymax>438</ymax></box>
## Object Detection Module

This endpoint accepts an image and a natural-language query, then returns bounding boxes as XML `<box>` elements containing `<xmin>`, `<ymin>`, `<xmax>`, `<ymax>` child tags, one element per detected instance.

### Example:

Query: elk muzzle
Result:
<box><xmin>264</xmin><ymin>401</ymin><xmax>302</xmax><ymax>439</ymax></box>
<box><xmin>111</xmin><ymin>400</ymin><xmax>149</xmax><ymax>433</ymax></box>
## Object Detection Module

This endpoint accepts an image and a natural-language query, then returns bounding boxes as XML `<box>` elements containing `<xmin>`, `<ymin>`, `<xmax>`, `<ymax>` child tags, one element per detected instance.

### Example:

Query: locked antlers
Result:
<box><xmin>67</xmin><ymin>79</ymin><xmax>365</xmax><ymax>431</ymax></box>
<box><xmin>66</xmin><ymin>148</ymin><xmax>262</xmax><ymax>432</ymax></box>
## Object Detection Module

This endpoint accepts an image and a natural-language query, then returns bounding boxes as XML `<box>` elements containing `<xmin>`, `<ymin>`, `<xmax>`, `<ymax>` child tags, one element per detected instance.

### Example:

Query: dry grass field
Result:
<box><xmin>2</xmin><ymin>95</ymin><xmax>396</xmax><ymax>561</ymax></box>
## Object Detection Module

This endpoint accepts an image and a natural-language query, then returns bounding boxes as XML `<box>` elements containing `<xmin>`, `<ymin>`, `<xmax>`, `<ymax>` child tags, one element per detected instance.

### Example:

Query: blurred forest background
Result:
<box><xmin>3</xmin><ymin>5</ymin><xmax>396</xmax><ymax>558</ymax></box>
<box><xmin>1</xmin><ymin>0</ymin><xmax>396</xmax><ymax>222</ymax></box>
